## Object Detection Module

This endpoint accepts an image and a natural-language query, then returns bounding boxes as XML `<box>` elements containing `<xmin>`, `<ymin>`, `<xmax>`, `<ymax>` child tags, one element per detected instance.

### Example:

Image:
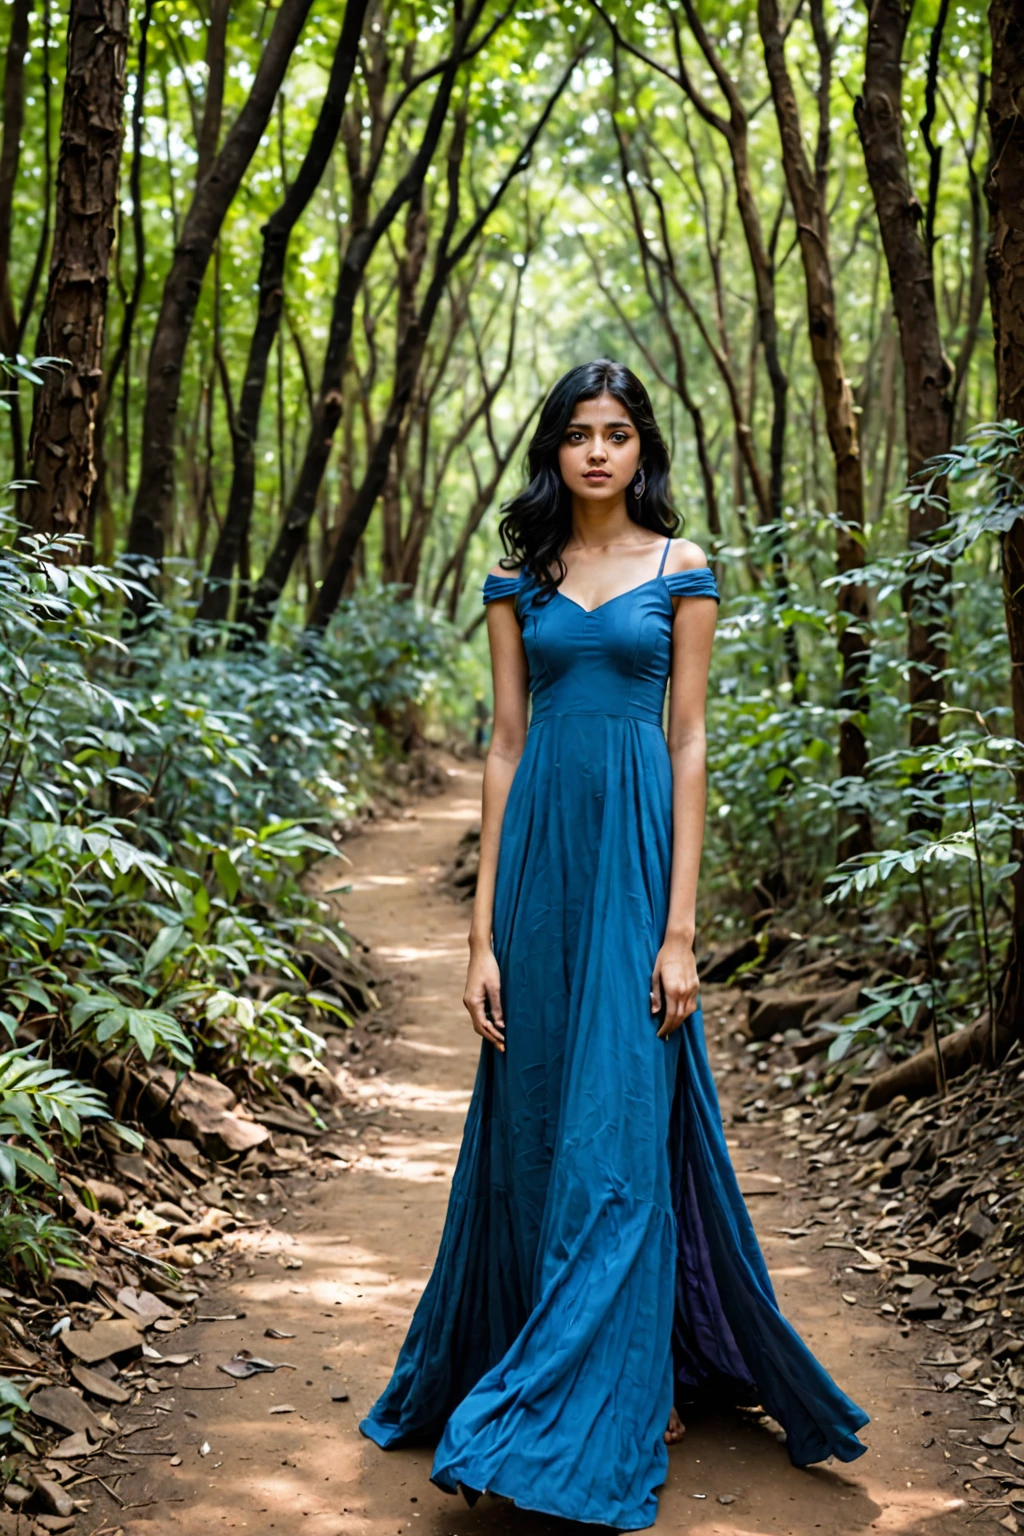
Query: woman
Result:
<box><xmin>360</xmin><ymin>360</ymin><xmax>869</xmax><ymax>1530</ymax></box>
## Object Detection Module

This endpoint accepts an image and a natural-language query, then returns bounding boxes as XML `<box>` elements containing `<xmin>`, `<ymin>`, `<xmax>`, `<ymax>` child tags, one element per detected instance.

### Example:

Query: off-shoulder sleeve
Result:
<box><xmin>663</xmin><ymin>567</ymin><xmax>720</xmax><ymax>603</ymax></box>
<box><xmin>481</xmin><ymin>570</ymin><xmax>523</xmax><ymax>605</ymax></box>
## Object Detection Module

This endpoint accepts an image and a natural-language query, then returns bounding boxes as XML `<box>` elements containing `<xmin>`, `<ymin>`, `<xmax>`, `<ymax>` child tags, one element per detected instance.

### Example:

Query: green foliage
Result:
<box><xmin>701</xmin><ymin>424</ymin><xmax>1024</xmax><ymax>1077</ymax></box>
<box><xmin>0</xmin><ymin>505</ymin><xmax>454</xmax><ymax>1273</ymax></box>
<box><xmin>0</xmin><ymin>1045</ymin><xmax>111</xmax><ymax>1190</ymax></box>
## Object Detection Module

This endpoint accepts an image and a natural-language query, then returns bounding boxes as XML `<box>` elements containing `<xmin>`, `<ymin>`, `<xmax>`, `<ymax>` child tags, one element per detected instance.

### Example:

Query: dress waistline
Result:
<box><xmin>528</xmin><ymin>703</ymin><xmax>665</xmax><ymax>729</ymax></box>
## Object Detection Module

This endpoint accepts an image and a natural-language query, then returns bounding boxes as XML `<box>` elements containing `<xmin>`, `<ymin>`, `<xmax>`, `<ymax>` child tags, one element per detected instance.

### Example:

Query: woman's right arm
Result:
<box><xmin>464</xmin><ymin>571</ymin><xmax>529</xmax><ymax>1053</ymax></box>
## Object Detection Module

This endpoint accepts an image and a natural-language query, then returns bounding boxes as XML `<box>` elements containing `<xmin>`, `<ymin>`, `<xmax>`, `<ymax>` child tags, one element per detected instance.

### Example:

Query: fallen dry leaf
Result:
<box><xmin>217</xmin><ymin>1351</ymin><xmax>296</xmax><ymax>1379</ymax></box>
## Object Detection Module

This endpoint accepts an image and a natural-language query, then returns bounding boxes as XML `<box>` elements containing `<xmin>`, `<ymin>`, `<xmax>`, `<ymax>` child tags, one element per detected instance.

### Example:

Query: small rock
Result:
<box><xmin>71</xmin><ymin>1362</ymin><xmax>131</xmax><ymax>1403</ymax></box>
<box><xmin>717</xmin><ymin>1493</ymin><xmax>736</xmax><ymax>1504</ymax></box>
<box><xmin>27</xmin><ymin>1474</ymin><xmax>74</xmax><ymax>1518</ymax></box>
<box><xmin>904</xmin><ymin>1280</ymin><xmax>942</xmax><ymax>1318</ymax></box>
<box><xmin>980</xmin><ymin>1424</ymin><xmax>1015</xmax><ymax>1448</ymax></box>
<box><xmin>30</xmin><ymin>1385</ymin><xmax>107</xmax><ymax>1439</ymax></box>
<box><xmin>61</xmin><ymin>1318</ymin><xmax>146</xmax><ymax>1364</ymax></box>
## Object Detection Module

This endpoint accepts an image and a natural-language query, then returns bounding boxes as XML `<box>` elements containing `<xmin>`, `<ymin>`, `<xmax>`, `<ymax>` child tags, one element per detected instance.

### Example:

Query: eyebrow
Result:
<box><xmin>566</xmin><ymin>419</ymin><xmax>634</xmax><ymax>429</ymax></box>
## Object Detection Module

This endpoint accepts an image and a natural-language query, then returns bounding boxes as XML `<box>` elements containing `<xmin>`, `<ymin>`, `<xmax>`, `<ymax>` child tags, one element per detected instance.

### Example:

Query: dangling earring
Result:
<box><xmin>633</xmin><ymin>466</ymin><xmax>646</xmax><ymax>500</ymax></box>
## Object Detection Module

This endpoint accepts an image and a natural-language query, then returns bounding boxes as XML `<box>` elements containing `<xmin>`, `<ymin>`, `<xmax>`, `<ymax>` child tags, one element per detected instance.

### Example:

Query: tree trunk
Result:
<box><xmin>0</xmin><ymin>0</ymin><xmax>32</xmax><ymax>353</ymax></box>
<box><xmin>124</xmin><ymin>0</ymin><xmax>313</xmax><ymax>602</ymax></box>
<box><xmin>236</xmin><ymin>5</ymin><xmax>490</xmax><ymax>642</ymax></box>
<box><xmin>90</xmin><ymin>0</ymin><xmax>153</xmax><ymax>550</ymax></box>
<box><xmin>196</xmin><ymin>0</ymin><xmax>229</xmax><ymax>185</ymax></box>
<box><xmin>758</xmin><ymin>0</ymin><xmax>872</xmax><ymax>857</ymax></box>
<box><xmin>26</xmin><ymin>0</ymin><xmax>128</xmax><ymax>544</ymax></box>
<box><xmin>195</xmin><ymin>0</ymin><xmax>369</xmax><ymax>628</ymax></box>
<box><xmin>854</xmin><ymin>0</ymin><xmax>953</xmax><ymax>775</ymax></box>
<box><xmin>985</xmin><ymin>0</ymin><xmax>1024</xmax><ymax>1043</ymax></box>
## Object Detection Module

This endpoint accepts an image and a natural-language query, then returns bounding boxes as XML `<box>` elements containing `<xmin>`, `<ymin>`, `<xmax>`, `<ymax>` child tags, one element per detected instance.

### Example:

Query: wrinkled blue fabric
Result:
<box><xmin>360</xmin><ymin>546</ymin><xmax>869</xmax><ymax>1530</ymax></box>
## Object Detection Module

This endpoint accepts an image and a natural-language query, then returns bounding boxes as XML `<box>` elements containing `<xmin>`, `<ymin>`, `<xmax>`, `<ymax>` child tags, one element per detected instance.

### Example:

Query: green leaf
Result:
<box><xmin>0</xmin><ymin>1378</ymin><xmax>30</xmax><ymax>1414</ymax></box>
<box><xmin>213</xmin><ymin>849</ymin><xmax>240</xmax><ymax>901</ymax></box>
<box><xmin>142</xmin><ymin>924</ymin><xmax>185</xmax><ymax>975</ymax></box>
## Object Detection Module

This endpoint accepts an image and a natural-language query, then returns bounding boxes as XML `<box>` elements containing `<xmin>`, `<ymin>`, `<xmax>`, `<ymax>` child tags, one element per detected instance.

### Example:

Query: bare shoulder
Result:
<box><xmin>663</xmin><ymin>537</ymin><xmax>709</xmax><ymax>575</ymax></box>
<box><xmin>488</xmin><ymin>561</ymin><xmax>523</xmax><ymax>579</ymax></box>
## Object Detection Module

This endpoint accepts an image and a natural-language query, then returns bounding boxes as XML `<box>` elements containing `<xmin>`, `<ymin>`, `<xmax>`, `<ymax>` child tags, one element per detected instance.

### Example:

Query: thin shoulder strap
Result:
<box><xmin>656</xmin><ymin>536</ymin><xmax>672</xmax><ymax>578</ymax></box>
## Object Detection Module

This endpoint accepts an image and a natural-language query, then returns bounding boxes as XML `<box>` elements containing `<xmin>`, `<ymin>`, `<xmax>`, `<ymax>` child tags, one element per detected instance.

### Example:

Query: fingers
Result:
<box><xmin>649</xmin><ymin>971</ymin><xmax>663</xmax><ymax>1018</ymax></box>
<box><xmin>483</xmin><ymin>980</ymin><xmax>506</xmax><ymax>1052</ymax></box>
<box><xmin>463</xmin><ymin>984</ymin><xmax>505</xmax><ymax>1052</ymax></box>
<box><xmin>656</xmin><ymin>985</ymin><xmax>701</xmax><ymax>1039</ymax></box>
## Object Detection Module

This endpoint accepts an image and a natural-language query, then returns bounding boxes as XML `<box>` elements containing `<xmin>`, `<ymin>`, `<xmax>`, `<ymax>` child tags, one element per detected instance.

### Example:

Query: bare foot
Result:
<box><xmin>664</xmin><ymin>1405</ymin><xmax>686</xmax><ymax>1445</ymax></box>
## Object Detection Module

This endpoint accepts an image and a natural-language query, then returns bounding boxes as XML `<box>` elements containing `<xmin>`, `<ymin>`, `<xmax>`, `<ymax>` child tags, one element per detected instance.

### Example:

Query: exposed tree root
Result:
<box><xmin>859</xmin><ymin>1009</ymin><xmax>1015</xmax><ymax>1110</ymax></box>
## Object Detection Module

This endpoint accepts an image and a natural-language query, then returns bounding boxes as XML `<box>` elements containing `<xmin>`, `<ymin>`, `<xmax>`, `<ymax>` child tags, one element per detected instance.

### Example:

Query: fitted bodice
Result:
<box><xmin>481</xmin><ymin>553</ymin><xmax>720</xmax><ymax>730</ymax></box>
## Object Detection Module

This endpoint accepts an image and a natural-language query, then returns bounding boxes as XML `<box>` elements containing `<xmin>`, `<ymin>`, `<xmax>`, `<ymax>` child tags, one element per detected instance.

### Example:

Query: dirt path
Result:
<box><xmin>120</xmin><ymin>758</ymin><xmax>973</xmax><ymax>1536</ymax></box>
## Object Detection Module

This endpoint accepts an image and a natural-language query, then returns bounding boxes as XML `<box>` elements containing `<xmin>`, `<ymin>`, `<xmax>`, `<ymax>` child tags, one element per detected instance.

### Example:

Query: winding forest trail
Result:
<box><xmin>123</xmin><ymin>757</ymin><xmax>972</xmax><ymax>1536</ymax></box>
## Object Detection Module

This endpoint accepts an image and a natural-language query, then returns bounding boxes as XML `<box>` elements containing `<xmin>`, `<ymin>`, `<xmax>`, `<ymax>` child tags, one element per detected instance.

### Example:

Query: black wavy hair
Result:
<box><xmin>494</xmin><ymin>359</ymin><xmax>680</xmax><ymax>604</ymax></box>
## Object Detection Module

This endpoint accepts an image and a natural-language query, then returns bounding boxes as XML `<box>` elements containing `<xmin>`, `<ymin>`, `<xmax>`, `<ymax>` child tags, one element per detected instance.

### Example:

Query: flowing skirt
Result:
<box><xmin>360</xmin><ymin>716</ymin><xmax>869</xmax><ymax>1530</ymax></box>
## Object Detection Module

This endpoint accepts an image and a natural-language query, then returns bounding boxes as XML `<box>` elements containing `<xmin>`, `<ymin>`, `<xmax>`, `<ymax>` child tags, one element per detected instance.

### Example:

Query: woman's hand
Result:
<box><xmin>650</xmin><ymin>937</ymin><xmax>700</xmax><ymax>1039</ymax></box>
<box><xmin>464</xmin><ymin>944</ymin><xmax>506</xmax><ymax>1052</ymax></box>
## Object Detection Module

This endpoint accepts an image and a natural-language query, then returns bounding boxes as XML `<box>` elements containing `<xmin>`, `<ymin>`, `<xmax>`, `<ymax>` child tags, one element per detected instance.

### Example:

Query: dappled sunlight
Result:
<box><xmin>392</xmin><ymin>1033</ymin><xmax>461</xmax><ymax>1058</ymax></box>
<box><xmin>347</xmin><ymin>1073</ymin><xmax>472</xmax><ymax>1114</ymax></box>
<box><xmin>374</xmin><ymin>943</ymin><xmax>471</xmax><ymax>964</ymax></box>
<box><xmin>345</xmin><ymin>873</ymin><xmax>416</xmax><ymax>889</ymax></box>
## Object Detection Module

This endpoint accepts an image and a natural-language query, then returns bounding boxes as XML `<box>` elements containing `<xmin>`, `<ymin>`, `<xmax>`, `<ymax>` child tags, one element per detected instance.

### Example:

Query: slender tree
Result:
<box><xmin>855</xmin><ymin>0</ymin><xmax>954</xmax><ymax>780</ymax></box>
<box><xmin>985</xmin><ymin>0</ymin><xmax>1024</xmax><ymax>1045</ymax></box>
<box><xmin>26</xmin><ymin>0</ymin><xmax>129</xmax><ymax>544</ymax></box>
<box><xmin>758</xmin><ymin>0</ymin><xmax>873</xmax><ymax>857</ymax></box>
<box><xmin>0</xmin><ymin>0</ymin><xmax>31</xmax><ymax>355</ymax></box>
<box><xmin>306</xmin><ymin>54</ymin><xmax>579</xmax><ymax>634</ymax></box>
<box><xmin>236</xmin><ymin>0</ymin><xmax>496</xmax><ymax>640</ymax></box>
<box><xmin>124</xmin><ymin>0</ymin><xmax>314</xmax><ymax>602</ymax></box>
<box><xmin>196</xmin><ymin>0</ymin><xmax>230</xmax><ymax>185</ymax></box>
<box><xmin>195</xmin><ymin>0</ymin><xmax>370</xmax><ymax>627</ymax></box>
<box><xmin>91</xmin><ymin>0</ymin><xmax>154</xmax><ymax>560</ymax></box>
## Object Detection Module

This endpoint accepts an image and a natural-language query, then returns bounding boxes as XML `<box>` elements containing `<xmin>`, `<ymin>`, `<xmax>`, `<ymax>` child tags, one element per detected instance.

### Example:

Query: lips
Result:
<box><xmin>584</xmin><ymin>471</ymin><xmax>610</xmax><ymax>480</ymax></box>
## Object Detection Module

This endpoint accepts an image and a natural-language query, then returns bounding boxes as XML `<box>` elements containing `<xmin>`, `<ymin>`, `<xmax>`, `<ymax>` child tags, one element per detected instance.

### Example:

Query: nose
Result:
<box><xmin>587</xmin><ymin>438</ymin><xmax>607</xmax><ymax>462</ymax></box>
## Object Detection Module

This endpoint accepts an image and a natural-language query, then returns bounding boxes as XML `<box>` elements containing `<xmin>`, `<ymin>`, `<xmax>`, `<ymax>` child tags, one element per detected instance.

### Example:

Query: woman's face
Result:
<box><xmin>557</xmin><ymin>391</ymin><xmax>642</xmax><ymax>505</ymax></box>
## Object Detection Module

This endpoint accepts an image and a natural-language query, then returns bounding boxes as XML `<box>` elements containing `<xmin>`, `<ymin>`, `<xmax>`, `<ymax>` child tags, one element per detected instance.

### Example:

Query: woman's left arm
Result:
<box><xmin>651</xmin><ymin>568</ymin><xmax>718</xmax><ymax>1040</ymax></box>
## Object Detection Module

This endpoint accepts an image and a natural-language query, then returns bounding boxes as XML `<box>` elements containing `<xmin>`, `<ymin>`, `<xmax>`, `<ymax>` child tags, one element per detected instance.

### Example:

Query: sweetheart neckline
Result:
<box><xmin>552</xmin><ymin>574</ymin><xmax>670</xmax><ymax>617</ymax></box>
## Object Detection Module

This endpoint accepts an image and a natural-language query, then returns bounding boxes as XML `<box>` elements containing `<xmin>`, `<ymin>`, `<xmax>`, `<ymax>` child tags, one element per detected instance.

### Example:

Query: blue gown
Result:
<box><xmin>360</xmin><ymin>538</ymin><xmax>869</xmax><ymax>1530</ymax></box>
